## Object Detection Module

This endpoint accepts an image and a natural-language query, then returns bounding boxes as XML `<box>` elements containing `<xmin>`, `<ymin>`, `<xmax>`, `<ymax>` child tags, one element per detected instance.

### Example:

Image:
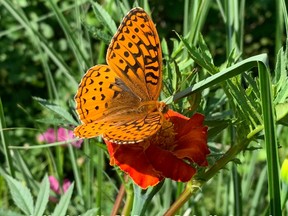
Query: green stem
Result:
<box><xmin>84</xmin><ymin>140</ymin><xmax>92</xmax><ymax>209</ymax></box>
<box><xmin>164</xmin><ymin>137</ymin><xmax>251</xmax><ymax>215</ymax></box>
<box><xmin>258</xmin><ymin>62</ymin><xmax>281</xmax><ymax>215</ymax></box>
<box><xmin>68</xmin><ymin>144</ymin><xmax>84</xmax><ymax>205</ymax></box>
<box><xmin>96</xmin><ymin>146</ymin><xmax>104</xmax><ymax>215</ymax></box>
<box><xmin>122</xmin><ymin>184</ymin><xmax>134</xmax><ymax>216</ymax></box>
<box><xmin>164</xmin><ymin>180</ymin><xmax>201</xmax><ymax>216</ymax></box>
<box><xmin>164</xmin><ymin>54</ymin><xmax>280</xmax><ymax>214</ymax></box>
<box><xmin>0</xmin><ymin>98</ymin><xmax>15</xmax><ymax>177</ymax></box>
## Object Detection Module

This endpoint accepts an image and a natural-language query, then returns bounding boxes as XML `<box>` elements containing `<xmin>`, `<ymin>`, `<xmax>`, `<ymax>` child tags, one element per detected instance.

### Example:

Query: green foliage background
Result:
<box><xmin>0</xmin><ymin>0</ymin><xmax>287</xmax><ymax>215</ymax></box>
<box><xmin>0</xmin><ymin>0</ymin><xmax>279</xmax><ymax>137</ymax></box>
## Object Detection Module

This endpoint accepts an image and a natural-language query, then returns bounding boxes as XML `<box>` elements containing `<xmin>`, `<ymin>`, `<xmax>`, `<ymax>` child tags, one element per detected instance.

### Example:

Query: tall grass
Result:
<box><xmin>0</xmin><ymin>0</ymin><xmax>287</xmax><ymax>215</ymax></box>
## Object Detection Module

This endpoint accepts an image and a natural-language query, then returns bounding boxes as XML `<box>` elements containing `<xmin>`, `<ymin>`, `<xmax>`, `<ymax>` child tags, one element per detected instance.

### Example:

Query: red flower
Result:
<box><xmin>105</xmin><ymin>110</ymin><xmax>210</xmax><ymax>189</ymax></box>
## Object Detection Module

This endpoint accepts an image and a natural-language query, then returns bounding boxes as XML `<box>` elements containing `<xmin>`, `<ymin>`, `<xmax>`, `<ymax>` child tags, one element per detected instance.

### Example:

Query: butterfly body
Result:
<box><xmin>74</xmin><ymin>7</ymin><xmax>165</xmax><ymax>144</ymax></box>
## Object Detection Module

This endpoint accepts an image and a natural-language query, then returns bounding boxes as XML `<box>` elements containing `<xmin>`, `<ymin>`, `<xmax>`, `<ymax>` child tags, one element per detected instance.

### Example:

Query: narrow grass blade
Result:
<box><xmin>258</xmin><ymin>62</ymin><xmax>281</xmax><ymax>215</ymax></box>
<box><xmin>96</xmin><ymin>146</ymin><xmax>104</xmax><ymax>215</ymax></box>
<box><xmin>82</xmin><ymin>208</ymin><xmax>99</xmax><ymax>216</ymax></box>
<box><xmin>34</xmin><ymin>175</ymin><xmax>50</xmax><ymax>216</ymax></box>
<box><xmin>92</xmin><ymin>2</ymin><xmax>117</xmax><ymax>35</ymax></box>
<box><xmin>67</xmin><ymin>145</ymin><xmax>84</xmax><ymax>206</ymax></box>
<box><xmin>0</xmin><ymin>98</ymin><xmax>15</xmax><ymax>177</ymax></box>
<box><xmin>1</xmin><ymin>0</ymin><xmax>78</xmax><ymax>88</ymax></box>
<box><xmin>48</xmin><ymin>0</ymin><xmax>89</xmax><ymax>68</ymax></box>
<box><xmin>165</xmin><ymin>54</ymin><xmax>268</xmax><ymax>103</ymax></box>
<box><xmin>248</xmin><ymin>166</ymin><xmax>267</xmax><ymax>216</ymax></box>
<box><xmin>52</xmin><ymin>182</ymin><xmax>74</xmax><ymax>216</ymax></box>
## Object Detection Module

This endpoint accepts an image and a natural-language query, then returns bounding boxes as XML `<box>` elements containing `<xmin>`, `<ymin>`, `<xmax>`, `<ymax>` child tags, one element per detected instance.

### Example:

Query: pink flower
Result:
<box><xmin>49</xmin><ymin>176</ymin><xmax>71</xmax><ymax>202</ymax></box>
<box><xmin>38</xmin><ymin>127</ymin><xmax>82</xmax><ymax>148</ymax></box>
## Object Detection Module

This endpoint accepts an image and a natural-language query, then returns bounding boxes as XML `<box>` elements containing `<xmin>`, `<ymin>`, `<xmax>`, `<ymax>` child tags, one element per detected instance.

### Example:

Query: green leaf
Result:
<box><xmin>177</xmin><ymin>32</ymin><xmax>219</xmax><ymax>74</ymax></box>
<box><xmin>206</xmin><ymin>120</ymin><xmax>230</xmax><ymax>138</ymax></box>
<box><xmin>34</xmin><ymin>175</ymin><xmax>50</xmax><ymax>216</ymax></box>
<box><xmin>52</xmin><ymin>182</ymin><xmax>74</xmax><ymax>216</ymax></box>
<box><xmin>258</xmin><ymin>62</ymin><xmax>281</xmax><ymax>215</ymax></box>
<box><xmin>92</xmin><ymin>2</ymin><xmax>117</xmax><ymax>35</ymax></box>
<box><xmin>166</xmin><ymin>54</ymin><xmax>268</xmax><ymax>103</ymax></box>
<box><xmin>0</xmin><ymin>208</ymin><xmax>24</xmax><ymax>216</ymax></box>
<box><xmin>33</xmin><ymin>97</ymin><xmax>78</xmax><ymax>126</ymax></box>
<box><xmin>81</xmin><ymin>208</ymin><xmax>99</xmax><ymax>216</ymax></box>
<box><xmin>274</xmin><ymin>40</ymin><xmax>288</xmax><ymax>104</ymax></box>
<box><xmin>36</xmin><ymin>118</ymin><xmax>70</xmax><ymax>126</ymax></box>
<box><xmin>198</xmin><ymin>34</ymin><xmax>215</xmax><ymax>65</ymax></box>
<box><xmin>131</xmin><ymin>181</ymin><xmax>164</xmax><ymax>216</ymax></box>
<box><xmin>0</xmin><ymin>98</ymin><xmax>15</xmax><ymax>177</ymax></box>
<box><xmin>274</xmin><ymin>45</ymin><xmax>287</xmax><ymax>86</ymax></box>
<box><xmin>87</xmin><ymin>25</ymin><xmax>111</xmax><ymax>44</ymax></box>
<box><xmin>276</xmin><ymin>103</ymin><xmax>288</xmax><ymax>125</ymax></box>
<box><xmin>2</xmin><ymin>174</ymin><xmax>34</xmax><ymax>216</ymax></box>
<box><xmin>47</xmin><ymin>0</ymin><xmax>90</xmax><ymax>68</ymax></box>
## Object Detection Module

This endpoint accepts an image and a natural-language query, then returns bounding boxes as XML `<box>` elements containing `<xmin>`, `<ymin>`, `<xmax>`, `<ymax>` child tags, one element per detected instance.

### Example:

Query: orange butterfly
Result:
<box><xmin>74</xmin><ymin>7</ymin><xmax>166</xmax><ymax>144</ymax></box>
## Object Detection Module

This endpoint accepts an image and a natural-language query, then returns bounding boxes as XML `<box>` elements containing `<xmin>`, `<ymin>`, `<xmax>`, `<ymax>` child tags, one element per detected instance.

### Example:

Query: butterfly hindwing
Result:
<box><xmin>103</xmin><ymin>111</ymin><xmax>163</xmax><ymax>144</ymax></box>
<box><xmin>74</xmin><ymin>8</ymin><xmax>165</xmax><ymax>143</ymax></box>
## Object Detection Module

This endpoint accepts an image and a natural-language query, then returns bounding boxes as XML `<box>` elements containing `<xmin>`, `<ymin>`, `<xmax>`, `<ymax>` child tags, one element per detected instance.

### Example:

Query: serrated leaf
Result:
<box><xmin>276</xmin><ymin>103</ymin><xmax>288</xmax><ymax>126</ymax></box>
<box><xmin>274</xmin><ymin>46</ymin><xmax>287</xmax><ymax>85</ymax></box>
<box><xmin>176</xmin><ymin>32</ymin><xmax>219</xmax><ymax>74</ymax></box>
<box><xmin>81</xmin><ymin>208</ymin><xmax>99</xmax><ymax>216</ymax></box>
<box><xmin>0</xmin><ymin>208</ymin><xmax>24</xmax><ymax>216</ymax></box>
<box><xmin>275</xmin><ymin>78</ymin><xmax>288</xmax><ymax>104</ymax></box>
<box><xmin>92</xmin><ymin>2</ymin><xmax>117</xmax><ymax>35</ymax></box>
<box><xmin>206</xmin><ymin>120</ymin><xmax>229</xmax><ymax>138</ymax></box>
<box><xmin>87</xmin><ymin>25</ymin><xmax>111</xmax><ymax>44</ymax></box>
<box><xmin>36</xmin><ymin>118</ymin><xmax>70</xmax><ymax>126</ymax></box>
<box><xmin>52</xmin><ymin>182</ymin><xmax>74</xmax><ymax>216</ymax></box>
<box><xmin>2</xmin><ymin>174</ymin><xmax>34</xmax><ymax>216</ymax></box>
<box><xmin>33</xmin><ymin>97</ymin><xmax>78</xmax><ymax>126</ymax></box>
<box><xmin>231</xmin><ymin>158</ymin><xmax>242</xmax><ymax>165</ymax></box>
<box><xmin>198</xmin><ymin>34</ymin><xmax>214</xmax><ymax>63</ymax></box>
<box><xmin>34</xmin><ymin>175</ymin><xmax>50</xmax><ymax>216</ymax></box>
<box><xmin>274</xmin><ymin>39</ymin><xmax>288</xmax><ymax>104</ymax></box>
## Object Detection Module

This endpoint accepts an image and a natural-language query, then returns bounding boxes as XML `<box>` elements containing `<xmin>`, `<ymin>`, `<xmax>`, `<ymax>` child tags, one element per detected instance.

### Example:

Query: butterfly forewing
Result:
<box><xmin>75</xmin><ymin>65</ymin><xmax>140</xmax><ymax>125</ymax></box>
<box><xmin>74</xmin><ymin>8</ymin><xmax>164</xmax><ymax>143</ymax></box>
<box><xmin>106</xmin><ymin>7</ymin><xmax>162</xmax><ymax>101</ymax></box>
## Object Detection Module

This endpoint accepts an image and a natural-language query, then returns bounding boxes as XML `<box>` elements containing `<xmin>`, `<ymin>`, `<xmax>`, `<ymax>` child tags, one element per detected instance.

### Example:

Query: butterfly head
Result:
<box><xmin>158</xmin><ymin>102</ymin><xmax>168</xmax><ymax>114</ymax></box>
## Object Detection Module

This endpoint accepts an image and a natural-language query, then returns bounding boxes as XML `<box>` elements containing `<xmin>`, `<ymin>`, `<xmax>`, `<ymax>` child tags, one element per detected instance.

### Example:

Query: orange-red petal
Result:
<box><xmin>145</xmin><ymin>144</ymin><xmax>196</xmax><ymax>182</ymax></box>
<box><xmin>174</xmin><ymin>126</ymin><xmax>209</xmax><ymax>166</ymax></box>
<box><xmin>106</xmin><ymin>142</ymin><xmax>163</xmax><ymax>189</ymax></box>
<box><xmin>167</xmin><ymin>111</ymin><xmax>210</xmax><ymax>166</ymax></box>
<box><xmin>105</xmin><ymin>110</ymin><xmax>210</xmax><ymax>189</ymax></box>
<box><xmin>165</xmin><ymin>109</ymin><xmax>189</xmax><ymax>134</ymax></box>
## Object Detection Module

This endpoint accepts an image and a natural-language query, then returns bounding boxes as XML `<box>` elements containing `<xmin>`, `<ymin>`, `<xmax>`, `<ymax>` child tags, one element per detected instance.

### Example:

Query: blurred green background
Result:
<box><xmin>0</xmin><ymin>0</ymin><xmax>287</xmax><ymax>215</ymax></box>
<box><xmin>0</xmin><ymin>0</ymin><xmax>278</xmax><ymax>137</ymax></box>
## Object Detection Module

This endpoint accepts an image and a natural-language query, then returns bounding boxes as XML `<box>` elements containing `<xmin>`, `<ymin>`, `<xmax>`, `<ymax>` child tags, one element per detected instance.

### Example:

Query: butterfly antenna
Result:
<box><xmin>175</xmin><ymin>67</ymin><xmax>198</xmax><ymax>93</ymax></box>
<box><xmin>161</xmin><ymin>67</ymin><xmax>197</xmax><ymax>105</ymax></box>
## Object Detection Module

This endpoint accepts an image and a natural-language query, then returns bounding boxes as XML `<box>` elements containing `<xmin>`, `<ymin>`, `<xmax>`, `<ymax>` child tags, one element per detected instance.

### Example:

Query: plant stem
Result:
<box><xmin>111</xmin><ymin>182</ymin><xmax>126</xmax><ymax>216</ymax></box>
<box><xmin>164</xmin><ymin>138</ymin><xmax>251</xmax><ymax>215</ymax></box>
<box><xmin>0</xmin><ymin>98</ymin><xmax>15</xmax><ymax>177</ymax></box>
<box><xmin>164</xmin><ymin>180</ymin><xmax>201</xmax><ymax>215</ymax></box>
<box><xmin>122</xmin><ymin>185</ymin><xmax>134</xmax><ymax>216</ymax></box>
